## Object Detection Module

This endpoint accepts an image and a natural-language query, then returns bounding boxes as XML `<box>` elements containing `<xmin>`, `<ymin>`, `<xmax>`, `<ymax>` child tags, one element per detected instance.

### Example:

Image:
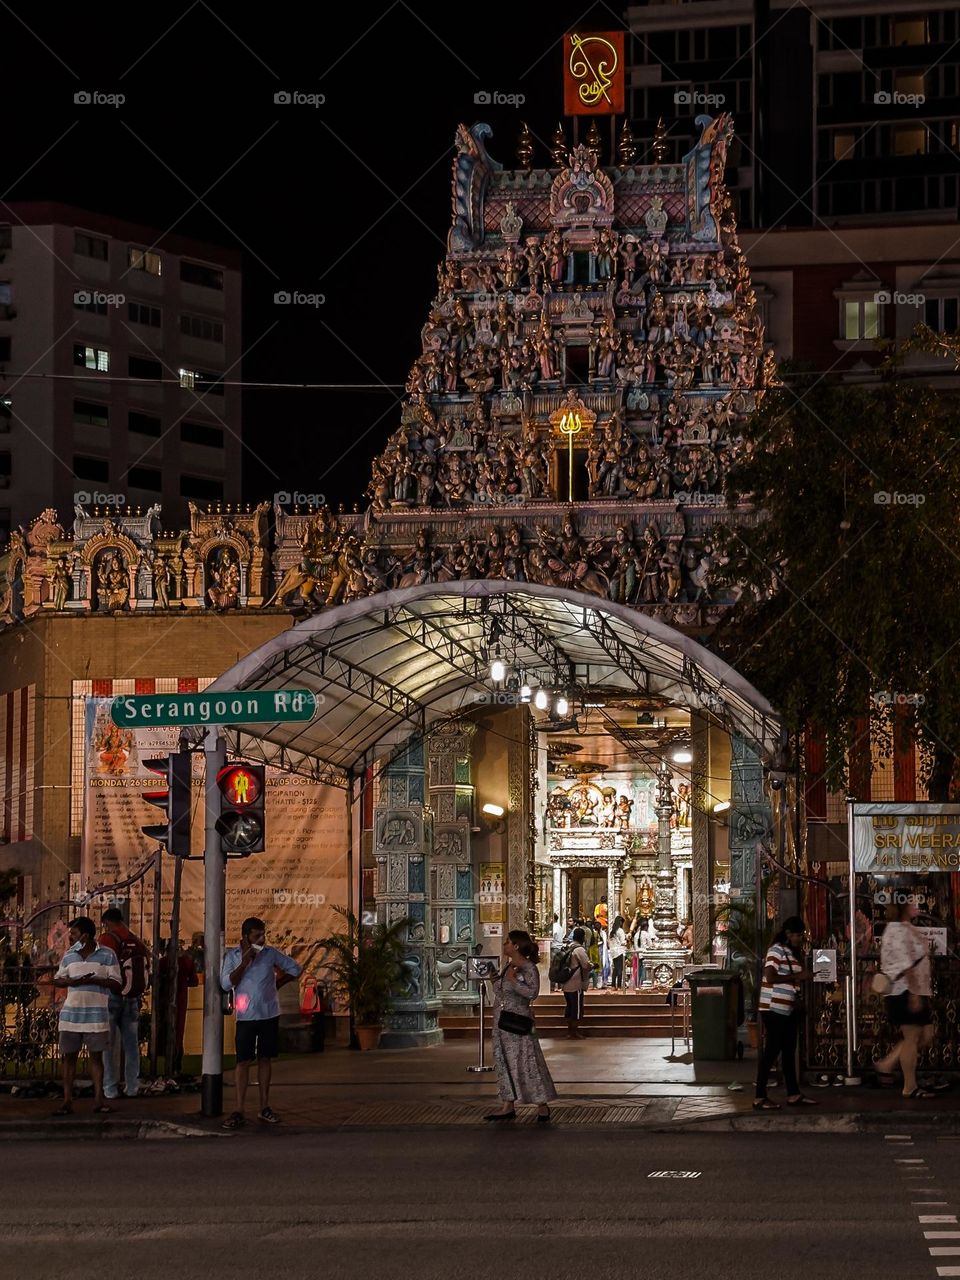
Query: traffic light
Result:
<box><xmin>216</xmin><ymin>761</ymin><xmax>266</xmax><ymax>855</ymax></box>
<box><xmin>142</xmin><ymin>751</ymin><xmax>192</xmax><ymax>857</ymax></box>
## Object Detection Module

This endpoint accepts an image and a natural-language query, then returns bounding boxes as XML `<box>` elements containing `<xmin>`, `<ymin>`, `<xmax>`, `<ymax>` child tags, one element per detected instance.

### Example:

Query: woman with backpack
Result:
<box><xmin>485</xmin><ymin>930</ymin><xmax>558</xmax><ymax>1123</ymax></box>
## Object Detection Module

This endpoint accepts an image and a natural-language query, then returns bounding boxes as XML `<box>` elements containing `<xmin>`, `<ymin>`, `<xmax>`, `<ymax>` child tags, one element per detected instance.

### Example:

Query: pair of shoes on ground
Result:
<box><xmin>483</xmin><ymin>1109</ymin><xmax>551</xmax><ymax>1124</ymax></box>
<box><xmin>221</xmin><ymin>1106</ymin><xmax>280</xmax><ymax>1129</ymax></box>
<box><xmin>752</xmin><ymin>1095</ymin><xmax>818</xmax><ymax>1110</ymax></box>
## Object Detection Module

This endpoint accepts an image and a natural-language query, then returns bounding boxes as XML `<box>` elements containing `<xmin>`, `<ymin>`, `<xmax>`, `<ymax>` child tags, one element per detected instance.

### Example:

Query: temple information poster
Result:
<box><xmin>80</xmin><ymin>698</ymin><xmax>348</xmax><ymax>975</ymax></box>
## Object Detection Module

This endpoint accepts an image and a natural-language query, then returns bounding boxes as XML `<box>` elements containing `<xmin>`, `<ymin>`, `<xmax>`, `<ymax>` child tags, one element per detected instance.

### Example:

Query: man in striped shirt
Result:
<box><xmin>53</xmin><ymin>916</ymin><xmax>122</xmax><ymax>1115</ymax></box>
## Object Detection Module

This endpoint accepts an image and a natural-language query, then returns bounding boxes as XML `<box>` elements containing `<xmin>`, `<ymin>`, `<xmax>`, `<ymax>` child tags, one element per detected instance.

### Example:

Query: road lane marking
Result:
<box><xmin>935</xmin><ymin>1268</ymin><xmax>960</xmax><ymax>1277</ymax></box>
<box><xmin>929</xmin><ymin>1248</ymin><xmax>960</xmax><ymax>1256</ymax></box>
<box><xmin>925</xmin><ymin>1233</ymin><xmax>960</xmax><ymax>1239</ymax></box>
<box><xmin>921</xmin><ymin>1216</ymin><xmax>959</xmax><ymax>1223</ymax></box>
<box><xmin>896</xmin><ymin>1158</ymin><xmax>925</xmax><ymax>1163</ymax></box>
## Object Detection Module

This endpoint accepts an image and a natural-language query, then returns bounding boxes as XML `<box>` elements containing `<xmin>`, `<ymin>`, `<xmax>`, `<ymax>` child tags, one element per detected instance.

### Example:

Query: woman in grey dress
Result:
<box><xmin>485</xmin><ymin>930</ymin><xmax>558</xmax><ymax>1123</ymax></box>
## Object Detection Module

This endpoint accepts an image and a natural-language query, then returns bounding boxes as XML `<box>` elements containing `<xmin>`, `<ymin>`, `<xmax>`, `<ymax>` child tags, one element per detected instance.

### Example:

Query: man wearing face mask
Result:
<box><xmin>220</xmin><ymin>916</ymin><xmax>302</xmax><ymax>1129</ymax></box>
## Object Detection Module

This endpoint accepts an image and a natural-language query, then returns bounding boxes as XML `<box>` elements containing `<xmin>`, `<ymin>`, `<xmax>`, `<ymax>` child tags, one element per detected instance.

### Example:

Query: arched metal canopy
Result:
<box><xmin>201</xmin><ymin>581</ymin><xmax>781</xmax><ymax>786</ymax></box>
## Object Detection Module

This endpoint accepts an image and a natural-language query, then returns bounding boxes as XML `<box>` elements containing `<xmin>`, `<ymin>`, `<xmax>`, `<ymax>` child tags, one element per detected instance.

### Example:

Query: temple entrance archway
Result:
<box><xmin>200</xmin><ymin>579</ymin><xmax>780</xmax><ymax>1043</ymax></box>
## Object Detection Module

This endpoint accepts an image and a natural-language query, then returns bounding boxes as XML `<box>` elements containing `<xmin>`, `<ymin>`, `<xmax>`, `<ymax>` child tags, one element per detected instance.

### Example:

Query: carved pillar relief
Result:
<box><xmin>373</xmin><ymin>737</ymin><xmax>442</xmax><ymax>1047</ymax></box>
<box><xmin>428</xmin><ymin>721</ymin><xmax>476</xmax><ymax>1010</ymax></box>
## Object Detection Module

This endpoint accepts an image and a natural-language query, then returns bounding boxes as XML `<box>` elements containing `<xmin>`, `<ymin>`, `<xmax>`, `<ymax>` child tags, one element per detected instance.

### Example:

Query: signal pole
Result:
<box><xmin>201</xmin><ymin>730</ymin><xmax>227</xmax><ymax>1117</ymax></box>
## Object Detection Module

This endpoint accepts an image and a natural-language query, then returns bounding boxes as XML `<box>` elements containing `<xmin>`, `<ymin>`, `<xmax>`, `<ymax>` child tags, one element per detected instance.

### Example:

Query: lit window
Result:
<box><xmin>73</xmin><ymin>344</ymin><xmax>110</xmax><ymax>371</ymax></box>
<box><xmin>841</xmin><ymin>301</ymin><xmax>880</xmax><ymax>340</ymax></box>
<box><xmin>893</xmin><ymin>18</ymin><xmax>926</xmax><ymax>45</ymax></box>
<box><xmin>895</xmin><ymin>71</ymin><xmax>925</xmax><ymax>97</ymax></box>
<box><xmin>894</xmin><ymin>127</ymin><xmax>926</xmax><ymax>156</ymax></box>
<box><xmin>128</xmin><ymin>247</ymin><xmax>162</xmax><ymax>276</ymax></box>
<box><xmin>179</xmin><ymin>368</ymin><xmax>196</xmax><ymax>389</ymax></box>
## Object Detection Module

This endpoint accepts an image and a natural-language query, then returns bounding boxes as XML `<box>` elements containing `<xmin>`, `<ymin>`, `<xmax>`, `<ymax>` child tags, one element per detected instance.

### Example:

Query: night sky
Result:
<box><xmin>6</xmin><ymin>0</ymin><xmax>642</xmax><ymax>511</ymax></box>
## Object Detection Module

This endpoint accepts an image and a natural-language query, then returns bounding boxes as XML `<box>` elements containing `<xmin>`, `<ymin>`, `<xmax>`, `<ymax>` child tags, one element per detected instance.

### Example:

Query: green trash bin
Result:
<box><xmin>686</xmin><ymin>969</ymin><xmax>739</xmax><ymax>1061</ymax></box>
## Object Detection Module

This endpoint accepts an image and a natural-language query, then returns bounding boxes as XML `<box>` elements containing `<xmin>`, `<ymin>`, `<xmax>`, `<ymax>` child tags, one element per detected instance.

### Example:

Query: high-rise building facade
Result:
<box><xmin>626</xmin><ymin>0</ymin><xmax>960</xmax><ymax>227</ymax></box>
<box><xmin>0</xmin><ymin>203</ymin><xmax>242</xmax><ymax>538</ymax></box>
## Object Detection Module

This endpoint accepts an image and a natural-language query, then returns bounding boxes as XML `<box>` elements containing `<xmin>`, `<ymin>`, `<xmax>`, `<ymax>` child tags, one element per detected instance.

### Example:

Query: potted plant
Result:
<box><xmin>713</xmin><ymin>895</ymin><xmax>777</xmax><ymax>1049</ymax></box>
<box><xmin>315</xmin><ymin>906</ymin><xmax>411</xmax><ymax>1050</ymax></box>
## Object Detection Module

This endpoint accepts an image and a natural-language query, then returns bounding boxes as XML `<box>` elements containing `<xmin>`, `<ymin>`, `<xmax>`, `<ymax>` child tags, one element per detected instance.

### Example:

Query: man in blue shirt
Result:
<box><xmin>220</xmin><ymin>916</ymin><xmax>301</xmax><ymax>1128</ymax></box>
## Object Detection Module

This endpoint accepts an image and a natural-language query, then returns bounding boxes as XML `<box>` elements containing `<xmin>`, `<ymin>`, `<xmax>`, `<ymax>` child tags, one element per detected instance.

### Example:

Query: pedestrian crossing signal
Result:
<box><xmin>215</xmin><ymin>762</ymin><xmax>265</xmax><ymax>855</ymax></box>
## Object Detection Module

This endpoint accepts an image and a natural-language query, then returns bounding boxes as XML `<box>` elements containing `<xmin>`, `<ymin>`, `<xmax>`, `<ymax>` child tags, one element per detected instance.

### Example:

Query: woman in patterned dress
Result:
<box><xmin>485</xmin><ymin>930</ymin><xmax>558</xmax><ymax>1123</ymax></box>
<box><xmin>875</xmin><ymin>899</ymin><xmax>936</xmax><ymax>1098</ymax></box>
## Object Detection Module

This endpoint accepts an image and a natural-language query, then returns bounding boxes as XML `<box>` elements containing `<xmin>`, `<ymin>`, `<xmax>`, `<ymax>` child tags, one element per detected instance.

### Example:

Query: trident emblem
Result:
<box><xmin>568</xmin><ymin>32</ymin><xmax>619</xmax><ymax>108</ymax></box>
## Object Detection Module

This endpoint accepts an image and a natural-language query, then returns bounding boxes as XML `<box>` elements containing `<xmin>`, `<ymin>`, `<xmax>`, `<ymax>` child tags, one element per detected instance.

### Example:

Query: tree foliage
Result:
<box><xmin>717</xmin><ymin>370</ymin><xmax>960</xmax><ymax>798</ymax></box>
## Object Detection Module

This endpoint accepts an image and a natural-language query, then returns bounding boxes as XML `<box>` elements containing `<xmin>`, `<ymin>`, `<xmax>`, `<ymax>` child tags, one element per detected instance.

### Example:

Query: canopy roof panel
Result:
<box><xmin>201</xmin><ymin>581</ymin><xmax>780</xmax><ymax>785</ymax></box>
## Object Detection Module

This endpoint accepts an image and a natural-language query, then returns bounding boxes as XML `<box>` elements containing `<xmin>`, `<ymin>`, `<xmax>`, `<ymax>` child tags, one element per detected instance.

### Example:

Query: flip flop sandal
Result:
<box><xmin>752</xmin><ymin>1098</ymin><xmax>781</xmax><ymax>1110</ymax></box>
<box><xmin>787</xmin><ymin>1095</ymin><xmax>818</xmax><ymax>1106</ymax></box>
<box><xmin>904</xmin><ymin>1088</ymin><xmax>936</xmax><ymax>1099</ymax></box>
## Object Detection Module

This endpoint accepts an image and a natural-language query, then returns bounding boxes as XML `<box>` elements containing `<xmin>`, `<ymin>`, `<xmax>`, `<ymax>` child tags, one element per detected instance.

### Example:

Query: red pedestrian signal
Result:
<box><xmin>215</xmin><ymin>762</ymin><xmax>265</xmax><ymax>855</ymax></box>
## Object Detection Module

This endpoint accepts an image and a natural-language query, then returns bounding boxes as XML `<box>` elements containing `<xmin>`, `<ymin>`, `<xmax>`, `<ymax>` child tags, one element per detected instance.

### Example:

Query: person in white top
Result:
<box><xmin>638</xmin><ymin>919</ymin><xmax>657</xmax><ymax>985</ymax></box>
<box><xmin>608</xmin><ymin>915</ymin><xmax>628</xmax><ymax>989</ymax></box>
<box><xmin>875</xmin><ymin>899</ymin><xmax>935</xmax><ymax>1099</ymax></box>
<box><xmin>551</xmin><ymin>914</ymin><xmax>564</xmax><ymax>944</ymax></box>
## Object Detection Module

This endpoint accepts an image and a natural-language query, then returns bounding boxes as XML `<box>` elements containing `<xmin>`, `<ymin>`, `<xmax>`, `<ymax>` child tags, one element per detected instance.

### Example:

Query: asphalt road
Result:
<box><xmin>3</xmin><ymin>1130</ymin><xmax>958</xmax><ymax>1280</ymax></box>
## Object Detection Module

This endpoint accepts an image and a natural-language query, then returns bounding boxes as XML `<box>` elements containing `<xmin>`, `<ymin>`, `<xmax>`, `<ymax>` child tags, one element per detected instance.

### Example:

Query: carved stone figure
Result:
<box><xmin>96</xmin><ymin>552</ymin><xmax>128</xmax><ymax>612</ymax></box>
<box><xmin>50</xmin><ymin>556</ymin><xmax>71</xmax><ymax>611</ymax></box>
<box><xmin>207</xmin><ymin>548</ymin><xmax>240</xmax><ymax>610</ymax></box>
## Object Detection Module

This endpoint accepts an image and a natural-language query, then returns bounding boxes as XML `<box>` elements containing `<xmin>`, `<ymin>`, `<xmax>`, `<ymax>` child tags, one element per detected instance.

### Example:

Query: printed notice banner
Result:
<box><xmin>851</xmin><ymin>802</ymin><xmax>960</xmax><ymax>873</ymax></box>
<box><xmin>478</xmin><ymin>861</ymin><xmax>505</xmax><ymax>924</ymax></box>
<box><xmin>80</xmin><ymin>698</ymin><xmax>348</xmax><ymax>976</ymax></box>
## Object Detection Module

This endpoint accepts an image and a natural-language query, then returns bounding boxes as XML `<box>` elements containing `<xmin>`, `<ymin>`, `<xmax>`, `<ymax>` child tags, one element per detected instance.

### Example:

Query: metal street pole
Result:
<box><xmin>845</xmin><ymin>797</ymin><xmax>861</xmax><ymax>1085</ymax></box>
<box><xmin>201</xmin><ymin>731</ymin><xmax>226</xmax><ymax>1117</ymax></box>
<box><xmin>148</xmin><ymin>850</ymin><xmax>163</xmax><ymax>1079</ymax></box>
<box><xmin>164</xmin><ymin>853</ymin><xmax>183</xmax><ymax>1081</ymax></box>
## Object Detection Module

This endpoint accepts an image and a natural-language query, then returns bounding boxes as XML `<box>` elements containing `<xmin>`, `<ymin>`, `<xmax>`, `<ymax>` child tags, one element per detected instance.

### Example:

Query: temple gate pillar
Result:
<box><xmin>428</xmin><ymin>721</ymin><xmax>477</xmax><ymax>1012</ymax></box>
<box><xmin>374</xmin><ymin>738</ymin><xmax>442</xmax><ymax>1047</ymax></box>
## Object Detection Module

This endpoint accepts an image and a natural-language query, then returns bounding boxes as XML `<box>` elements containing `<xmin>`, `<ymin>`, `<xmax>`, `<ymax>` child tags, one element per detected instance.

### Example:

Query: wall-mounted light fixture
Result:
<box><xmin>480</xmin><ymin>802</ymin><xmax>507</xmax><ymax>835</ymax></box>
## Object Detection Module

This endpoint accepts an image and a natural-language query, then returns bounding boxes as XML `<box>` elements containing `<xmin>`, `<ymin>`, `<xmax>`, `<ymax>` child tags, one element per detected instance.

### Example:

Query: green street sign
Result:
<box><xmin>110</xmin><ymin>689</ymin><xmax>320</xmax><ymax>728</ymax></box>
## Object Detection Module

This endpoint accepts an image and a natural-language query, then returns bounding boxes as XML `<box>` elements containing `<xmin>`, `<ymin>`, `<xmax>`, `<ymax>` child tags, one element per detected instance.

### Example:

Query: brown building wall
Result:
<box><xmin>0</xmin><ymin>611</ymin><xmax>293</xmax><ymax>897</ymax></box>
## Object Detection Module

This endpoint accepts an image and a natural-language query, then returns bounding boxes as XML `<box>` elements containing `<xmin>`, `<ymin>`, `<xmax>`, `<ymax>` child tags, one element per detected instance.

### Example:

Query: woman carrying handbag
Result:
<box><xmin>485</xmin><ymin>930</ymin><xmax>558</xmax><ymax>1123</ymax></box>
<box><xmin>874</xmin><ymin>899</ymin><xmax>936</xmax><ymax>1098</ymax></box>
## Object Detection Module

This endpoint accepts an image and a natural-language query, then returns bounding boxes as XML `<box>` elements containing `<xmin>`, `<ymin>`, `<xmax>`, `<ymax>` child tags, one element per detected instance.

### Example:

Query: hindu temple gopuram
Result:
<box><xmin>0</xmin><ymin>114</ymin><xmax>769</xmax><ymax>631</ymax></box>
<box><xmin>0</xmin><ymin>114</ymin><xmax>791</xmax><ymax>1054</ymax></box>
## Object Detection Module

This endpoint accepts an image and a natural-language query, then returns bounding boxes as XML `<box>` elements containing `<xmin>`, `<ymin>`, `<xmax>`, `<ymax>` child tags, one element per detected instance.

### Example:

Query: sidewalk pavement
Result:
<box><xmin>3</xmin><ymin>1038</ymin><xmax>960</xmax><ymax>1138</ymax></box>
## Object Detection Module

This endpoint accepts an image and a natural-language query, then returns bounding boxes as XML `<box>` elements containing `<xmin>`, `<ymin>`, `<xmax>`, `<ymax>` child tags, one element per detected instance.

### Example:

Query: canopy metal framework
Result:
<box><xmin>197</xmin><ymin>582</ymin><xmax>781</xmax><ymax>787</ymax></box>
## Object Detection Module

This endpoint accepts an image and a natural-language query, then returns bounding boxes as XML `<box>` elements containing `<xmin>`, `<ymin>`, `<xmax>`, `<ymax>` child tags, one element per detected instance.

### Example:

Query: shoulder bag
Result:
<box><xmin>496</xmin><ymin>966</ymin><xmax>533</xmax><ymax>1036</ymax></box>
<box><xmin>872</xmin><ymin>951</ymin><xmax>924</xmax><ymax>997</ymax></box>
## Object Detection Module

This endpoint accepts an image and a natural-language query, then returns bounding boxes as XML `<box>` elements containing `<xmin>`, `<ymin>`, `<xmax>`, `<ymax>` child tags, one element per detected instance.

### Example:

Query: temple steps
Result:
<box><xmin>440</xmin><ymin>991</ymin><xmax>681</xmax><ymax>1038</ymax></box>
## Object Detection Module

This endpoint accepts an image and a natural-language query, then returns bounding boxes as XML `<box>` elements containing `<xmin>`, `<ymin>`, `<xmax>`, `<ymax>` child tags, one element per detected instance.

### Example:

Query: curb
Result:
<box><xmin>672</xmin><ymin>1111</ymin><xmax>960</xmax><ymax>1135</ymax></box>
<box><xmin>0</xmin><ymin>1118</ymin><xmax>225</xmax><ymax>1141</ymax></box>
